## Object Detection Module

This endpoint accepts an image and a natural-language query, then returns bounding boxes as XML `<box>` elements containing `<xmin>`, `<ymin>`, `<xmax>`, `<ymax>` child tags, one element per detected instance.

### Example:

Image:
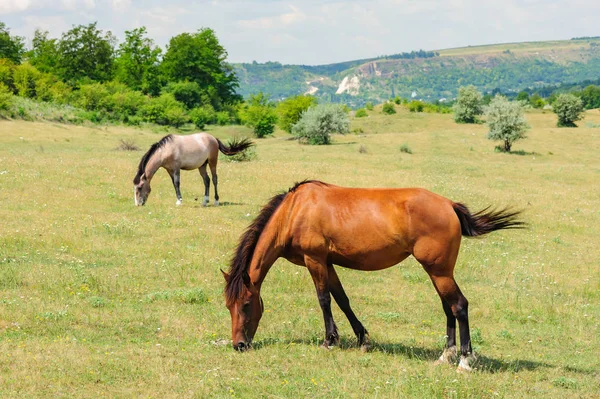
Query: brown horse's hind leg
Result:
<box><xmin>328</xmin><ymin>265</ymin><xmax>369</xmax><ymax>349</ymax></box>
<box><xmin>414</xmin><ymin>238</ymin><xmax>474</xmax><ymax>371</ymax></box>
<box><xmin>304</xmin><ymin>255</ymin><xmax>339</xmax><ymax>348</ymax></box>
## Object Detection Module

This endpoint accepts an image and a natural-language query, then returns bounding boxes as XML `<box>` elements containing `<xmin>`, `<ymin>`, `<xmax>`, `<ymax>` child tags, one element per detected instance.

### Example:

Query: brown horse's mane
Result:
<box><xmin>133</xmin><ymin>134</ymin><xmax>173</xmax><ymax>184</ymax></box>
<box><xmin>225</xmin><ymin>180</ymin><xmax>327</xmax><ymax>306</ymax></box>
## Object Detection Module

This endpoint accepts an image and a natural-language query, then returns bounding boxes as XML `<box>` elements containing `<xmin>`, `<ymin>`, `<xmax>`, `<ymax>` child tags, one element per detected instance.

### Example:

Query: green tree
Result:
<box><xmin>0</xmin><ymin>82</ymin><xmax>13</xmax><ymax>110</ymax></box>
<box><xmin>0</xmin><ymin>22</ymin><xmax>25</xmax><ymax>63</ymax></box>
<box><xmin>162</xmin><ymin>80</ymin><xmax>203</xmax><ymax>109</ymax></box>
<box><xmin>292</xmin><ymin>104</ymin><xmax>349</xmax><ymax>145</ymax></box>
<box><xmin>276</xmin><ymin>94</ymin><xmax>317</xmax><ymax>133</ymax></box>
<box><xmin>240</xmin><ymin>92</ymin><xmax>278</xmax><ymax>138</ymax></box>
<box><xmin>485</xmin><ymin>95</ymin><xmax>529</xmax><ymax>152</ymax></box>
<box><xmin>114</xmin><ymin>27</ymin><xmax>162</xmax><ymax>93</ymax></box>
<box><xmin>27</xmin><ymin>29</ymin><xmax>59</xmax><ymax>73</ymax></box>
<box><xmin>161</xmin><ymin>28</ymin><xmax>241</xmax><ymax>109</ymax></box>
<box><xmin>57</xmin><ymin>22</ymin><xmax>116</xmax><ymax>83</ymax></box>
<box><xmin>579</xmin><ymin>85</ymin><xmax>600</xmax><ymax>109</ymax></box>
<box><xmin>453</xmin><ymin>85</ymin><xmax>483</xmax><ymax>123</ymax></box>
<box><xmin>516</xmin><ymin>91</ymin><xmax>530</xmax><ymax>102</ymax></box>
<box><xmin>553</xmin><ymin>93</ymin><xmax>584</xmax><ymax>127</ymax></box>
<box><xmin>13</xmin><ymin>63</ymin><xmax>41</xmax><ymax>98</ymax></box>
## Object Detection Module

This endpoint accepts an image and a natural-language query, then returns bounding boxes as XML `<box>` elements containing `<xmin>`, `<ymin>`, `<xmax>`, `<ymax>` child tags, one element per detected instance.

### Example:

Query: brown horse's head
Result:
<box><xmin>223</xmin><ymin>270</ymin><xmax>263</xmax><ymax>351</ymax></box>
<box><xmin>133</xmin><ymin>174</ymin><xmax>151</xmax><ymax>206</ymax></box>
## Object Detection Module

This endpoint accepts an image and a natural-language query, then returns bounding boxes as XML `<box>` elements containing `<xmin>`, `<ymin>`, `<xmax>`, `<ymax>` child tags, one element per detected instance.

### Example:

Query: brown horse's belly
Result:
<box><xmin>328</xmin><ymin>247</ymin><xmax>410</xmax><ymax>271</ymax></box>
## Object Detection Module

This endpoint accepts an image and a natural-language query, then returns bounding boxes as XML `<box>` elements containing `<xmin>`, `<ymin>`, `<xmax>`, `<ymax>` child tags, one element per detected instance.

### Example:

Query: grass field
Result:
<box><xmin>1</xmin><ymin>108</ymin><xmax>599</xmax><ymax>398</ymax></box>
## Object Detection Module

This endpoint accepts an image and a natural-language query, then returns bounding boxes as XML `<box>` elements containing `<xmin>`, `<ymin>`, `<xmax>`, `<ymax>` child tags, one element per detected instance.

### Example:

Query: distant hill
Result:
<box><xmin>233</xmin><ymin>38</ymin><xmax>600</xmax><ymax>107</ymax></box>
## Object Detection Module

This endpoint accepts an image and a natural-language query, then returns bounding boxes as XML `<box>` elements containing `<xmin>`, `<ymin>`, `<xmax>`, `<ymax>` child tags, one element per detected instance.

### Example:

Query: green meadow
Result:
<box><xmin>1</xmin><ymin>108</ymin><xmax>599</xmax><ymax>398</ymax></box>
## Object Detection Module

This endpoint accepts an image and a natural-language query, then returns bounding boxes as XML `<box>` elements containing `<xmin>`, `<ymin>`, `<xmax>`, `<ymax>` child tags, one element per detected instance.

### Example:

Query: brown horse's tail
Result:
<box><xmin>452</xmin><ymin>203</ymin><xmax>525</xmax><ymax>237</ymax></box>
<box><xmin>217</xmin><ymin>137</ymin><xmax>254</xmax><ymax>156</ymax></box>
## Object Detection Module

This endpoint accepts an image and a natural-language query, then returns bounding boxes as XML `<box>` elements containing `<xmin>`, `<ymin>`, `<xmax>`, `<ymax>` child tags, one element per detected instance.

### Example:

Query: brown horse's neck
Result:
<box><xmin>144</xmin><ymin>149</ymin><xmax>163</xmax><ymax>180</ymax></box>
<box><xmin>248</xmin><ymin>235</ymin><xmax>283</xmax><ymax>291</ymax></box>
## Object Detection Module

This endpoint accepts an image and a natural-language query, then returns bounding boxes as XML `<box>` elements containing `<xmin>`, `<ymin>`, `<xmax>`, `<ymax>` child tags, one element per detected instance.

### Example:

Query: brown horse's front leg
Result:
<box><xmin>328</xmin><ymin>265</ymin><xmax>369</xmax><ymax>350</ymax></box>
<box><xmin>305</xmin><ymin>255</ymin><xmax>339</xmax><ymax>348</ymax></box>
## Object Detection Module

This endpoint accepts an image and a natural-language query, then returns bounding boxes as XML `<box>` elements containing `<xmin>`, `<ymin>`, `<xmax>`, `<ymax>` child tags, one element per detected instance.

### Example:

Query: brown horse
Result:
<box><xmin>133</xmin><ymin>133</ymin><xmax>253</xmax><ymax>206</ymax></box>
<box><xmin>223</xmin><ymin>180</ymin><xmax>524</xmax><ymax>372</ymax></box>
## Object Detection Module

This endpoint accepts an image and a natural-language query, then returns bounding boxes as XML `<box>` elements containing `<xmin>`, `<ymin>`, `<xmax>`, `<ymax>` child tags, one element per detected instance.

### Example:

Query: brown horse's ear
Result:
<box><xmin>220</xmin><ymin>269</ymin><xmax>230</xmax><ymax>281</ymax></box>
<box><xmin>242</xmin><ymin>271</ymin><xmax>251</xmax><ymax>287</ymax></box>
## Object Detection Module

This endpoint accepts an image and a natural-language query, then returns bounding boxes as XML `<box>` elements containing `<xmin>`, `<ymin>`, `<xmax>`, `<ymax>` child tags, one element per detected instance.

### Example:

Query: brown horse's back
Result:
<box><xmin>278</xmin><ymin>183</ymin><xmax>461</xmax><ymax>271</ymax></box>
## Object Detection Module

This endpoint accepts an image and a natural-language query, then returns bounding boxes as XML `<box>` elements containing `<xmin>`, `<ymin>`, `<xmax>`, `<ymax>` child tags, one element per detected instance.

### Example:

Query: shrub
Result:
<box><xmin>453</xmin><ymin>85</ymin><xmax>483</xmax><ymax>123</ymax></box>
<box><xmin>140</xmin><ymin>92</ymin><xmax>187</xmax><ymax>126</ymax></box>
<box><xmin>0</xmin><ymin>59</ymin><xmax>15</xmax><ymax>89</ymax></box>
<box><xmin>74</xmin><ymin>83</ymin><xmax>110</xmax><ymax>111</ymax></box>
<box><xmin>189</xmin><ymin>105</ymin><xmax>217</xmax><ymax>129</ymax></box>
<box><xmin>382</xmin><ymin>102</ymin><xmax>396</xmax><ymax>114</ymax></box>
<box><xmin>0</xmin><ymin>83</ymin><xmax>13</xmax><ymax>111</ymax></box>
<box><xmin>224</xmin><ymin>144</ymin><xmax>257</xmax><ymax>162</ymax></box>
<box><xmin>276</xmin><ymin>95</ymin><xmax>318</xmax><ymax>133</ymax></box>
<box><xmin>292</xmin><ymin>104</ymin><xmax>349</xmax><ymax>145</ymax></box>
<box><xmin>485</xmin><ymin>95</ymin><xmax>529</xmax><ymax>152</ymax></box>
<box><xmin>216</xmin><ymin>111</ymin><xmax>230</xmax><ymax>126</ymax></box>
<box><xmin>107</xmin><ymin>90</ymin><xmax>148</xmax><ymax>119</ymax></box>
<box><xmin>530</xmin><ymin>93</ymin><xmax>545</xmax><ymax>109</ymax></box>
<box><xmin>240</xmin><ymin>92</ymin><xmax>278</xmax><ymax>138</ymax></box>
<box><xmin>365</xmin><ymin>102</ymin><xmax>374</xmax><ymax>111</ymax></box>
<box><xmin>400</xmin><ymin>143</ymin><xmax>412</xmax><ymax>154</ymax></box>
<box><xmin>553</xmin><ymin>93</ymin><xmax>584</xmax><ymax>127</ymax></box>
<box><xmin>408</xmin><ymin>100</ymin><xmax>424</xmax><ymax>113</ymax></box>
<box><xmin>13</xmin><ymin>63</ymin><xmax>41</xmax><ymax>98</ymax></box>
<box><xmin>354</xmin><ymin>108</ymin><xmax>368</xmax><ymax>118</ymax></box>
<box><xmin>393</xmin><ymin>96</ymin><xmax>402</xmax><ymax>104</ymax></box>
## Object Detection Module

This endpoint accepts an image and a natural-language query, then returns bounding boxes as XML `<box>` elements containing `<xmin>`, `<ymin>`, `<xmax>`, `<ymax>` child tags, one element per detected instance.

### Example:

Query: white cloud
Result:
<box><xmin>111</xmin><ymin>0</ymin><xmax>130</xmax><ymax>11</ymax></box>
<box><xmin>0</xmin><ymin>0</ymin><xmax>32</xmax><ymax>14</ymax></box>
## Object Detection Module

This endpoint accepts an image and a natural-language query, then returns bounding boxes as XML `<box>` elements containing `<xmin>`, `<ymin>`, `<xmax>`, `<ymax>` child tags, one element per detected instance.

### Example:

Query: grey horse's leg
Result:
<box><xmin>199</xmin><ymin>163</ymin><xmax>210</xmax><ymax>206</ymax></box>
<box><xmin>208</xmin><ymin>159</ymin><xmax>219</xmax><ymax>206</ymax></box>
<box><xmin>168</xmin><ymin>169</ymin><xmax>183</xmax><ymax>205</ymax></box>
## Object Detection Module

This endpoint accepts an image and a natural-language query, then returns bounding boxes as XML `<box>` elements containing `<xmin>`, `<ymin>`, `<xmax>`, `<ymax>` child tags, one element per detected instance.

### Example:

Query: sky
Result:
<box><xmin>1</xmin><ymin>0</ymin><xmax>599</xmax><ymax>65</ymax></box>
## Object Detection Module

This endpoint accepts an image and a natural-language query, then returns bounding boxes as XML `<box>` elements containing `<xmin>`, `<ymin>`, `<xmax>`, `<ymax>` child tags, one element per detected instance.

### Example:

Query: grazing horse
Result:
<box><xmin>133</xmin><ymin>133</ymin><xmax>253</xmax><ymax>206</ymax></box>
<box><xmin>223</xmin><ymin>180</ymin><xmax>524</xmax><ymax>372</ymax></box>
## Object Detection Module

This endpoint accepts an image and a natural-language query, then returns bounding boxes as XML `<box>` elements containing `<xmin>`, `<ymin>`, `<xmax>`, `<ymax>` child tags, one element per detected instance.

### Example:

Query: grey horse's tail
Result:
<box><xmin>217</xmin><ymin>137</ymin><xmax>254</xmax><ymax>155</ymax></box>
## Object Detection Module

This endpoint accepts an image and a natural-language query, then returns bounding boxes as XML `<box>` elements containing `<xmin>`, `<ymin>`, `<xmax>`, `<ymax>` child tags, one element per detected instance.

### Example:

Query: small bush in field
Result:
<box><xmin>408</xmin><ymin>100</ymin><xmax>424</xmax><ymax>113</ymax></box>
<box><xmin>453</xmin><ymin>85</ymin><xmax>483</xmax><ymax>123</ymax></box>
<box><xmin>292</xmin><ymin>103</ymin><xmax>349</xmax><ymax>145</ymax></box>
<box><xmin>553</xmin><ymin>93</ymin><xmax>584</xmax><ymax>127</ymax></box>
<box><xmin>382</xmin><ymin>102</ymin><xmax>396</xmax><ymax>114</ymax></box>
<box><xmin>365</xmin><ymin>102</ymin><xmax>374</xmax><ymax>111</ymax></box>
<box><xmin>400</xmin><ymin>143</ymin><xmax>412</xmax><ymax>154</ymax></box>
<box><xmin>189</xmin><ymin>105</ymin><xmax>217</xmax><ymax>129</ymax></box>
<box><xmin>355</xmin><ymin>108</ymin><xmax>368</xmax><ymax>118</ymax></box>
<box><xmin>116</xmin><ymin>139</ymin><xmax>140</xmax><ymax>151</ymax></box>
<box><xmin>485</xmin><ymin>95</ymin><xmax>529</xmax><ymax>152</ymax></box>
<box><xmin>216</xmin><ymin>111</ymin><xmax>230</xmax><ymax>126</ymax></box>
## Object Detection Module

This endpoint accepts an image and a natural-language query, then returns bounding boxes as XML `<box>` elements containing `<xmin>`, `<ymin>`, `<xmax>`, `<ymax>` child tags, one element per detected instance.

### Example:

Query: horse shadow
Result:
<box><xmin>251</xmin><ymin>337</ymin><xmax>590</xmax><ymax>375</ymax></box>
<box><xmin>190</xmin><ymin>200</ymin><xmax>244</xmax><ymax>208</ymax></box>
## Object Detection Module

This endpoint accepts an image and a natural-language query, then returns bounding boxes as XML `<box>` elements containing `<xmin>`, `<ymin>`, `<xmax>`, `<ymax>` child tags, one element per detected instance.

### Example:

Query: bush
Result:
<box><xmin>530</xmin><ymin>93</ymin><xmax>545</xmax><ymax>109</ymax></box>
<box><xmin>276</xmin><ymin>94</ymin><xmax>317</xmax><ymax>133</ymax></box>
<box><xmin>408</xmin><ymin>100</ymin><xmax>424</xmax><ymax>113</ymax></box>
<box><xmin>382</xmin><ymin>102</ymin><xmax>396</xmax><ymax>114</ymax></box>
<box><xmin>189</xmin><ymin>105</ymin><xmax>217</xmax><ymax>129</ymax></box>
<box><xmin>292</xmin><ymin>104</ymin><xmax>349</xmax><ymax>145</ymax></box>
<box><xmin>365</xmin><ymin>102</ymin><xmax>374</xmax><ymax>111</ymax></box>
<box><xmin>0</xmin><ymin>82</ymin><xmax>14</xmax><ymax>111</ymax></box>
<box><xmin>400</xmin><ymin>143</ymin><xmax>412</xmax><ymax>154</ymax></box>
<box><xmin>393</xmin><ymin>96</ymin><xmax>402</xmax><ymax>104</ymax></box>
<box><xmin>74</xmin><ymin>83</ymin><xmax>110</xmax><ymax>111</ymax></box>
<box><xmin>453</xmin><ymin>85</ymin><xmax>483</xmax><ymax>123</ymax></box>
<box><xmin>216</xmin><ymin>111</ymin><xmax>230</xmax><ymax>126</ymax></box>
<box><xmin>553</xmin><ymin>93</ymin><xmax>584</xmax><ymax>127</ymax></box>
<box><xmin>13</xmin><ymin>63</ymin><xmax>41</xmax><ymax>98</ymax></box>
<box><xmin>0</xmin><ymin>59</ymin><xmax>15</xmax><ymax>90</ymax></box>
<box><xmin>106</xmin><ymin>90</ymin><xmax>148</xmax><ymax>120</ymax></box>
<box><xmin>485</xmin><ymin>95</ymin><xmax>529</xmax><ymax>152</ymax></box>
<box><xmin>355</xmin><ymin>108</ymin><xmax>368</xmax><ymax>118</ymax></box>
<box><xmin>140</xmin><ymin>92</ymin><xmax>187</xmax><ymax>126</ymax></box>
<box><xmin>240</xmin><ymin>93</ymin><xmax>278</xmax><ymax>138</ymax></box>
